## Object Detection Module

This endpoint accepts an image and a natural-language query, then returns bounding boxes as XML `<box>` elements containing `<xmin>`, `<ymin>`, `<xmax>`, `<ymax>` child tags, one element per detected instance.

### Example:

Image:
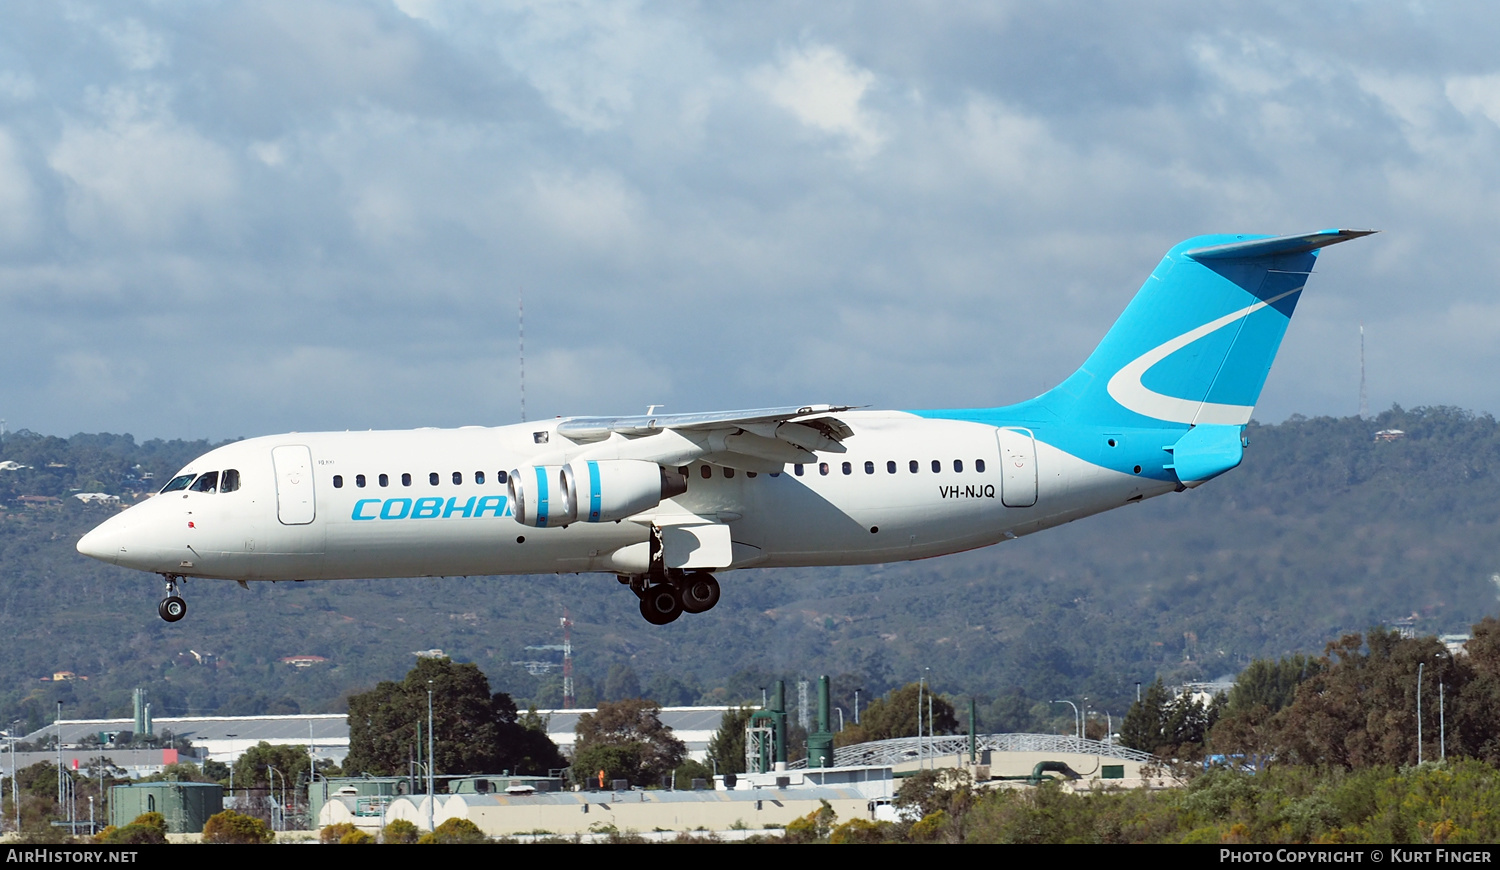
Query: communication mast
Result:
<box><xmin>519</xmin><ymin>289</ymin><xmax>527</xmax><ymax>423</ymax></box>
<box><xmin>1359</xmin><ymin>324</ymin><xmax>1369</xmax><ymax>419</ymax></box>
<box><xmin>560</xmin><ymin>609</ymin><xmax>575</xmax><ymax>709</ymax></box>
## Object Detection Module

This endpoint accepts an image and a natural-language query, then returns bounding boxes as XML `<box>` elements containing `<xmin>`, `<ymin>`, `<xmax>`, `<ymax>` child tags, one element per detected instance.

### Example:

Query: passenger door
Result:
<box><xmin>271</xmin><ymin>445</ymin><xmax>316</xmax><ymax>525</ymax></box>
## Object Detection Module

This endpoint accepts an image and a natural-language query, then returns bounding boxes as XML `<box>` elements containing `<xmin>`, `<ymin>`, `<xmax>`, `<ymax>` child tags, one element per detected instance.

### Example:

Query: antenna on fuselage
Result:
<box><xmin>519</xmin><ymin>288</ymin><xmax>527</xmax><ymax>423</ymax></box>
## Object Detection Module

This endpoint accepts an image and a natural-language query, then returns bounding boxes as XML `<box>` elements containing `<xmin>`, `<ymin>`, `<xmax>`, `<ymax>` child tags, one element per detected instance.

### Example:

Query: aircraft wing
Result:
<box><xmin>555</xmin><ymin>404</ymin><xmax>857</xmax><ymax>471</ymax></box>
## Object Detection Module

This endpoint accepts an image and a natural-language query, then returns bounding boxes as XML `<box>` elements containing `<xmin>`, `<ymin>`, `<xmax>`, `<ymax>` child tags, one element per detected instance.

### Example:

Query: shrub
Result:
<box><xmin>320</xmin><ymin>822</ymin><xmax>357</xmax><ymax>844</ymax></box>
<box><xmin>418</xmin><ymin>817</ymin><xmax>488</xmax><ymax>844</ymax></box>
<box><xmin>202</xmin><ymin>809</ymin><xmax>274</xmax><ymax>844</ymax></box>
<box><xmin>96</xmin><ymin>812</ymin><xmax>168</xmax><ymax>845</ymax></box>
<box><xmin>382</xmin><ymin>819</ymin><xmax>420</xmax><ymax>844</ymax></box>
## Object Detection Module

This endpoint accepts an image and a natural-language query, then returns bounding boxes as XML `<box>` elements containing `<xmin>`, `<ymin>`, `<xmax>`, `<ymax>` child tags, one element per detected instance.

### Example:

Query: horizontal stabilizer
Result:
<box><xmin>557</xmin><ymin>404</ymin><xmax>854</xmax><ymax>441</ymax></box>
<box><xmin>1185</xmin><ymin>229</ymin><xmax>1376</xmax><ymax>261</ymax></box>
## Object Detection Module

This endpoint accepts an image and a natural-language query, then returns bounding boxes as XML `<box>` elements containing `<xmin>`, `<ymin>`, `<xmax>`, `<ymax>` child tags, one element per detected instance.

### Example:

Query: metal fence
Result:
<box><xmin>786</xmin><ymin>733</ymin><xmax>1156</xmax><ymax>770</ymax></box>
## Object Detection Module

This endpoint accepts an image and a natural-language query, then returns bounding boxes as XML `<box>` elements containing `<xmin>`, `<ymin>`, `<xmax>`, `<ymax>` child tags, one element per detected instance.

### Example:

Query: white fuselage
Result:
<box><xmin>77</xmin><ymin>411</ymin><xmax>1175</xmax><ymax>582</ymax></box>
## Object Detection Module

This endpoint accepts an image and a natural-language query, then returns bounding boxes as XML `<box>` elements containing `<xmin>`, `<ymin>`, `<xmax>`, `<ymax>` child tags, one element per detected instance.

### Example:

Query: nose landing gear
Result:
<box><xmin>158</xmin><ymin>574</ymin><xmax>187</xmax><ymax>623</ymax></box>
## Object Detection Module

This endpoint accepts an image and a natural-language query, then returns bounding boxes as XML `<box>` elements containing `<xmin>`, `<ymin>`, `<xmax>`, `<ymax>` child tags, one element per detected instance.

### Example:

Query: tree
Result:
<box><xmin>233</xmin><ymin>741</ymin><xmax>311</xmax><ymax>790</ymax></box>
<box><xmin>1225</xmin><ymin>655</ymin><xmax>1323</xmax><ymax>715</ymax></box>
<box><xmin>1121</xmin><ymin>678</ymin><xmax>1221</xmax><ymax>758</ymax></box>
<box><xmin>706</xmin><ymin>706</ymin><xmax>754</xmax><ymax>775</ymax></box>
<box><xmin>571</xmin><ymin>699</ymin><xmax>685</xmax><ymax>787</ymax></box>
<box><xmin>836</xmin><ymin>683</ymin><xmax>959</xmax><ymax>747</ymax></box>
<box><xmin>345</xmin><ymin>657</ymin><xmax>564</xmax><ymax>777</ymax></box>
<box><xmin>1121</xmin><ymin>678</ymin><xmax>1170</xmax><ymax>753</ymax></box>
<box><xmin>1275</xmin><ymin>630</ymin><xmax>1466</xmax><ymax>768</ymax></box>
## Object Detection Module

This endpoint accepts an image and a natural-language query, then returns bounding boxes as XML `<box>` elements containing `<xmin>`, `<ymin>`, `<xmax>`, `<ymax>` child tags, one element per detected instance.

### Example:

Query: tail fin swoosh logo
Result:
<box><xmin>1105</xmin><ymin>288</ymin><xmax>1300</xmax><ymax>425</ymax></box>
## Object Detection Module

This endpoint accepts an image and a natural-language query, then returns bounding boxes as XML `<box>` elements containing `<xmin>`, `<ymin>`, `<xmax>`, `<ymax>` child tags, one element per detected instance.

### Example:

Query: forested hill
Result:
<box><xmin>0</xmin><ymin>407</ymin><xmax>1497</xmax><ymax>733</ymax></box>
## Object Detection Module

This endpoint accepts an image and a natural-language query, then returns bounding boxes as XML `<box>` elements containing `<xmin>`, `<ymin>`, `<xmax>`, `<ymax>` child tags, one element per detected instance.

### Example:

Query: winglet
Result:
<box><xmin>1184</xmin><ymin>229</ymin><xmax>1376</xmax><ymax>261</ymax></box>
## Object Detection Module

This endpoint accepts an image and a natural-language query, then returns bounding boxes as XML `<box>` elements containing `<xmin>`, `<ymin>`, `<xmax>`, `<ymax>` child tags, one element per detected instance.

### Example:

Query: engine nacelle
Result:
<box><xmin>561</xmin><ymin>460</ymin><xmax>687</xmax><ymax>524</ymax></box>
<box><xmin>507</xmin><ymin>465</ymin><xmax>566</xmax><ymax>528</ymax></box>
<box><xmin>511</xmin><ymin>461</ymin><xmax>687</xmax><ymax>526</ymax></box>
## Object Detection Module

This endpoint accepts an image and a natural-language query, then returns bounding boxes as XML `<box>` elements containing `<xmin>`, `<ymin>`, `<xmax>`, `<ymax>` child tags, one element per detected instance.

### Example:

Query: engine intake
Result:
<box><xmin>507</xmin><ymin>465</ymin><xmax>565</xmax><ymax>528</ymax></box>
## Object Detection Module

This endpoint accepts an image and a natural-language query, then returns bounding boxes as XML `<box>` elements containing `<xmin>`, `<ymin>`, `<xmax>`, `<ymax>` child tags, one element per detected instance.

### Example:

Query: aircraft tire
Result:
<box><xmin>680</xmin><ymin>573</ymin><xmax>721</xmax><ymax>614</ymax></box>
<box><xmin>639</xmin><ymin>585</ymin><xmax>683</xmax><ymax>625</ymax></box>
<box><xmin>159</xmin><ymin>596</ymin><xmax>187</xmax><ymax>623</ymax></box>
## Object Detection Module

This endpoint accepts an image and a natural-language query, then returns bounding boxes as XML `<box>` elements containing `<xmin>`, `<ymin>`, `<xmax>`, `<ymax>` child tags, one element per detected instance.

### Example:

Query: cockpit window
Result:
<box><xmin>189</xmin><ymin>471</ymin><xmax>219</xmax><ymax>493</ymax></box>
<box><xmin>221</xmin><ymin>469</ymin><xmax>241</xmax><ymax>493</ymax></box>
<box><xmin>160</xmin><ymin>474</ymin><xmax>195</xmax><ymax>494</ymax></box>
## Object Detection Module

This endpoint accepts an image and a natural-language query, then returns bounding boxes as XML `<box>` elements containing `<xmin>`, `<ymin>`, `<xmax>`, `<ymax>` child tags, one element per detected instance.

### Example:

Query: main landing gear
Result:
<box><xmin>621</xmin><ymin>570</ymin><xmax>721</xmax><ymax>625</ymax></box>
<box><xmin>158</xmin><ymin>574</ymin><xmax>187</xmax><ymax>623</ymax></box>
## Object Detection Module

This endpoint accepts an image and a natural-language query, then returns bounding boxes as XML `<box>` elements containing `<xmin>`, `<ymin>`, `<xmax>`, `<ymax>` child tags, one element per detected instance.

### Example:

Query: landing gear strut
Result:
<box><xmin>623</xmin><ymin>570</ymin><xmax>721</xmax><ymax>625</ymax></box>
<box><xmin>158</xmin><ymin>574</ymin><xmax>187</xmax><ymax>623</ymax></box>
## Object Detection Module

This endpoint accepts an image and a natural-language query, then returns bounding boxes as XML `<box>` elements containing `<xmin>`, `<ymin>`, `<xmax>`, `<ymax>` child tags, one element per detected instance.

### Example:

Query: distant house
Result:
<box><xmin>279</xmin><ymin>655</ymin><xmax>329</xmax><ymax>668</ymax></box>
<box><xmin>73</xmin><ymin>492</ymin><xmax>121</xmax><ymax>504</ymax></box>
<box><xmin>1374</xmin><ymin>429</ymin><xmax>1406</xmax><ymax>442</ymax></box>
<box><xmin>17</xmin><ymin>495</ymin><xmax>60</xmax><ymax>508</ymax></box>
<box><xmin>0</xmin><ymin>461</ymin><xmax>27</xmax><ymax>471</ymax></box>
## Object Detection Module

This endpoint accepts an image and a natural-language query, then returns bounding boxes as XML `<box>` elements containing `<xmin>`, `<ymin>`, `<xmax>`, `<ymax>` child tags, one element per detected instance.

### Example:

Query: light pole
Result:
<box><xmin>427</xmin><ymin>681</ymin><xmax>435</xmax><ymax>833</ymax></box>
<box><xmin>1052</xmin><ymin>700</ymin><xmax>1080</xmax><ymax>740</ymax></box>
<box><xmin>1417</xmin><ymin>661</ymin><xmax>1425</xmax><ymax>765</ymax></box>
<box><xmin>267</xmin><ymin>765</ymin><xmax>281</xmax><ymax>831</ymax></box>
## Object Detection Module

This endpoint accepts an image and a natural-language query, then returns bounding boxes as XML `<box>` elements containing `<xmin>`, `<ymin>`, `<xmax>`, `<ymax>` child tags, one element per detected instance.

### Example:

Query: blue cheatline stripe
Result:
<box><xmin>588</xmin><ymin>460</ymin><xmax>602</xmax><ymax>522</ymax></box>
<box><xmin>535</xmin><ymin>465</ymin><xmax>549</xmax><ymax>527</ymax></box>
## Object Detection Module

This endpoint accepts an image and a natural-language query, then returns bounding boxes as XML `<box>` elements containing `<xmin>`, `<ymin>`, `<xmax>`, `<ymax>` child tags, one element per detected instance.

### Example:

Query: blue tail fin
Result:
<box><xmin>1028</xmin><ymin>229</ymin><xmax>1373</xmax><ymax>428</ymax></box>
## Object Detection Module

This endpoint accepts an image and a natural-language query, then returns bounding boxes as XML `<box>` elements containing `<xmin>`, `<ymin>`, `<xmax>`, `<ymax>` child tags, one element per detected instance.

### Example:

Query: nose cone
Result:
<box><xmin>78</xmin><ymin>514</ymin><xmax>129</xmax><ymax>565</ymax></box>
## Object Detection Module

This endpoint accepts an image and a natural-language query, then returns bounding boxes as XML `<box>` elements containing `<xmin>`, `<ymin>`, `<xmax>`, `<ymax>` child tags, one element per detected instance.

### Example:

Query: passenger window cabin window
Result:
<box><xmin>865</xmin><ymin>461</ymin><xmax>875</xmax><ymax>474</ymax></box>
<box><xmin>190</xmin><ymin>471</ymin><xmax>219</xmax><ymax>493</ymax></box>
<box><xmin>747</xmin><ymin>471</ymin><xmax>757</xmax><ymax>478</ymax></box>
<box><xmin>954</xmin><ymin>460</ymin><xmax>963</xmax><ymax>473</ymax></box>
<box><xmin>355</xmin><ymin>474</ymin><xmax>366</xmax><ymax>488</ymax></box>
<box><xmin>379</xmin><ymin>473</ymin><xmax>389</xmax><ymax>487</ymax></box>
<box><xmin>932</xmin><ymin>460</ymin><xmax>941</xmax><ymax>473</ymax></box>
<box><xmin>724</xmin><ymin>468</ymin><xmax>735</xmax><ymax>479</ymax></box>
<box><xmin>794</xmin><ymin>464</ymin><xmax>804</xmax><ymax>476</ymax></box>
<box><xmin>497</xmin><ymin>470</ymin><xmax>509</xmax><ymax>483</ymax></box>
<box><xmin>976</xmin><ymin>459</ymin><xmax>986</xmax><ymax>473</ymax></box>
<box><xmin>909</xmin><ymin>460</ymin><xmax>918</xmax><ymax>473</ymax></box>
<box><xmin>333</xmin><ymin>475</ymin><xmax>343</xmax><ymax>489</ymax></box>
<box><xmin>402</xmin><ymin>473</ymin><xmax>412</xmax><ymax>487</ymax></box>
<box><xmin>887</xmin><ymin>461</ymin><xmax>896</xmax><ymax>474</ymax></box>
<box><xmin>220</xmin><ymin>469</ymin><xmax>240</xmax><ymax>493</ymax></box>
<box><xmin>429</xmin><ymin>472</ymin><xmax>439</xmax><ymax>486</ymax></box>
<box><xmin>841</xmin><ymin>461</ymin><xmax>852</xmax><ymax>475</ymax></box>
<box><xmin>476</xmin><ymin>471</ymin><xmax>485</xmax><ymax>485</ymax></box>
<box><xmin>819</xmin><ymin>462</ymin><xmax>830</xmax><ymax>476</ymax></box>
<box><xmin>453</xmin><ymin>471</ymin><xmax>463</xmax><ymax>485</ymax></box>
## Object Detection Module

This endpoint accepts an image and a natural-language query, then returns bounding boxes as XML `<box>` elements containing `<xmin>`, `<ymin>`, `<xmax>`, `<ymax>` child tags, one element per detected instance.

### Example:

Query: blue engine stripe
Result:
<box><xmin>535</xmin><ymin>465</ymin><xmax>549</xmax><ymax>527</ymax></box>
<box><xmin>588</xmin><ymin>460</ymin><xmax>602</xmax><ymax>522</ymax></box>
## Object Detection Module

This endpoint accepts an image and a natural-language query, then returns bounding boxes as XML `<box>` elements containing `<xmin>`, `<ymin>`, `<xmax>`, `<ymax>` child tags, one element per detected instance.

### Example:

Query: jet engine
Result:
<box><xmin>507</xmin><ymin>465</ymin><xmax>565</xmax><ymax>527</ymax></box>
<box><xmin>509</xmin><ymin>460</ymin><xmax>687</xmax><ymax>527</ymax></box>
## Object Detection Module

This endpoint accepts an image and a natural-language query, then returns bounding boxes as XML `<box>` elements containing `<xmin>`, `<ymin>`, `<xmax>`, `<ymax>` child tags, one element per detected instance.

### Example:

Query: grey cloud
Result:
<box><xmin>0</xmin><ymin>1</ymin><xmax>1496</xmax><ymax>438</ymax></box>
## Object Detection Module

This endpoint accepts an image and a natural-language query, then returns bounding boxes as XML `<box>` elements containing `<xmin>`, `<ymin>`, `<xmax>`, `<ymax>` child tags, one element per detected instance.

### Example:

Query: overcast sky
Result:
<box><xmin>1</xmin><ymin>1</ymin><xmax>1497</xmax><ymax>441</ymax></box>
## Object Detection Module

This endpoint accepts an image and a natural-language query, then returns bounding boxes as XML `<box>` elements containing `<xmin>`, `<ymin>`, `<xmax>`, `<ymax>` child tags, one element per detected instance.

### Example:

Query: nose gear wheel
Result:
<box><xmin>158</xmin><ymin>574</ymin><xmax>187</xmax><ymax>622</ymax></box>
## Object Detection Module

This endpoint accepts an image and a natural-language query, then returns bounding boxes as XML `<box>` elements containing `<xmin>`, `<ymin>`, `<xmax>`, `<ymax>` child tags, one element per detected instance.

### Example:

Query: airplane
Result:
<box><xmin>77</xmin><ymin>229</ymin><xmax>1372</xmax><ymax>626</ymax></box>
